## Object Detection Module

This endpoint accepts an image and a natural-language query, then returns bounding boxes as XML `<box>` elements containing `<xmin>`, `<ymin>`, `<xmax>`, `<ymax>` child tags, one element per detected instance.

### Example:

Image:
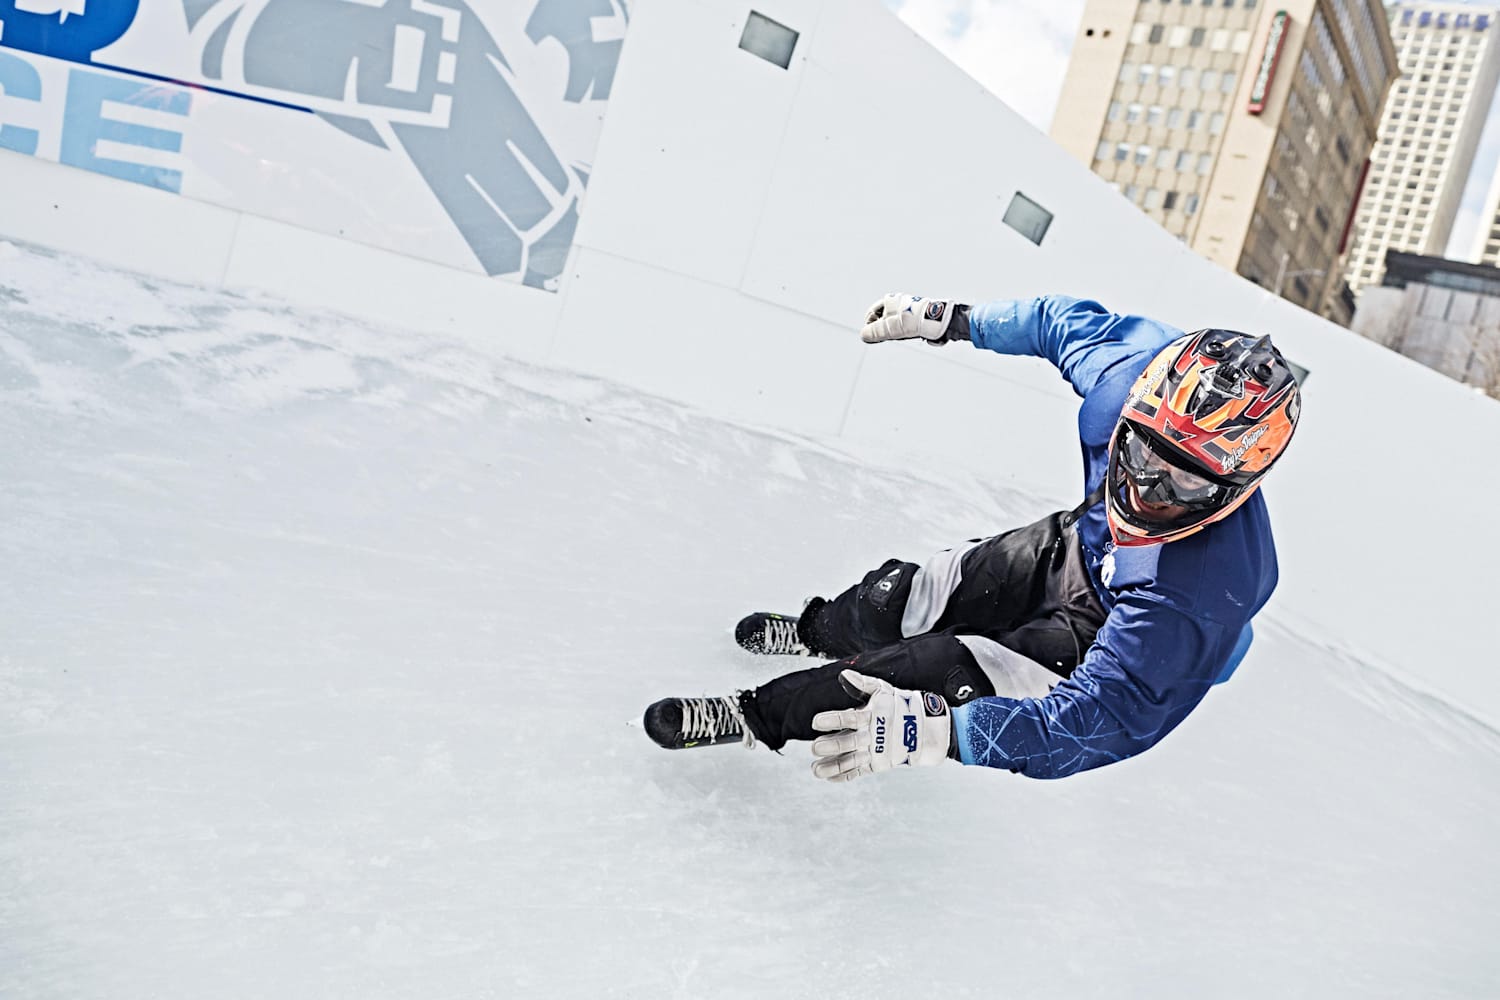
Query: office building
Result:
<box><xmin>1345</xmin><ymin>4</ymin><xmax>1500</xmax><ymax>293</ymax></box>
<box><xmin>1052</xmin><ymin>0</ymin><xmax>1398</xmax><ymax>322</ymax></box>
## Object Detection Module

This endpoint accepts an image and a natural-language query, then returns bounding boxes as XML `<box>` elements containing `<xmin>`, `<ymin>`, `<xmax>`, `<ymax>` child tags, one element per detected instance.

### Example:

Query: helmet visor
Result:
<box><xmin>1115</xmin><ymin>423</ymin><xmax>1231</xmax><ymax>507</ymax></box>
<box><xmin>1109</xmin><ymin>422</ymin><xmax>1244</xmax><ymax>535</ymax></box>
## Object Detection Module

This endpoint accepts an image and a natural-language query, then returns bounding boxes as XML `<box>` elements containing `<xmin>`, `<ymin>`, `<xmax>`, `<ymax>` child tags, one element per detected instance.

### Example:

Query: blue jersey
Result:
<box><xmin>949</xmin><ymin>296</ymin><xmax>1279</xmax><ymax>778</ymax></box>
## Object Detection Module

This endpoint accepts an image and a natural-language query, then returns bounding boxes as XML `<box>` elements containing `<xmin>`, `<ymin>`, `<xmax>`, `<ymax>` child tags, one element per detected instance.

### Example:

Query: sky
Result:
<box><xmin>887</xmin><ymin>0</ymin><xmax>1500</xmax><ymax>261</ymax></box>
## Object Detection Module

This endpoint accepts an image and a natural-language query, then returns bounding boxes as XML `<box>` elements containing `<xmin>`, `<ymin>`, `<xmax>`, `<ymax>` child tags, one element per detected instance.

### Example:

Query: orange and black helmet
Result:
<box><xmin>1107</xmin><ymin>330</ymin><xmax>1301</xmax><ymax>547</ymax></box>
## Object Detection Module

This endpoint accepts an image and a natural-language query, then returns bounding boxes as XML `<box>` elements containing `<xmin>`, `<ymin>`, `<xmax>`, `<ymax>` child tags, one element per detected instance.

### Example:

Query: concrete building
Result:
<box><xmin>1052</xmin><ymin>0</ymin><xmax>1398</xmax><ymax>324</ymax></box>
<box><xmin>1352</xmin><ymin>248</ymin><xmax>1500</xmax><ymax>394</ymax></box>
<box><xmin>1345</xmin><ymin>4</ymin><xmax>1500</xmax><ymax>292</ymax></box>
<box><xmin>1469</xmin><ymin>143</ymin><xmax>1500</xmax><ymax>265</ymax></box>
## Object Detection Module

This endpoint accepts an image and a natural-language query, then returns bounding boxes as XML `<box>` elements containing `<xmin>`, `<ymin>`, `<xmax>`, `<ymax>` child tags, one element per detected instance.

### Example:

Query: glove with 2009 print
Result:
<box><xmin>809</xmin><ymin>670</ymin><xmax>954</xmax><ymax>782</ymax></box>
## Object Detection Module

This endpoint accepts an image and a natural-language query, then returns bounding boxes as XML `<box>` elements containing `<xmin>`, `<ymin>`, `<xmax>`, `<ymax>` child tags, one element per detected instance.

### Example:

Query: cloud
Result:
<box><xmin>888</xmin><ymin>0</ymin><xmax>1087</xmax><ymax>131</ymax></box>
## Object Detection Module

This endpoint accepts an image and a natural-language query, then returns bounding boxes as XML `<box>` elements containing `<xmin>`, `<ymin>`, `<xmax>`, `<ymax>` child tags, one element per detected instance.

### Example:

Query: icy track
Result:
<box><xmin>1</xmin><ymin>240</ymin><xmax>1497</xmax><ymax>999</ymax></box>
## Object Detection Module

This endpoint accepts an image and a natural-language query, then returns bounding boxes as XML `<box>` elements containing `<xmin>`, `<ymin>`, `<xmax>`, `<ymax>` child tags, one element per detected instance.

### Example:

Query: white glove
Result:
<box><xmin>810</xmin><ymin>670</ymin><xmax>953</xmax><ymax>782</ymax></box>
<box><xmin>859</xmin><ymin>293</ymin><xmax>955</xmax><ymax>344</ymax></box>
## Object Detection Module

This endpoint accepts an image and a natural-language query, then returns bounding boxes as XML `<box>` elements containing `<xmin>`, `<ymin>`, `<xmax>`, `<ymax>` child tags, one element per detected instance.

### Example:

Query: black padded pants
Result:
<box><xmin>740</xmin><ymin>511</ymin><xmax>1107</xmax><ymax>751</ymax></box>
<box><xmin>799</xmin><ymin>510</ymin><xmax>1105</xmax><ymax>675</ymax></box>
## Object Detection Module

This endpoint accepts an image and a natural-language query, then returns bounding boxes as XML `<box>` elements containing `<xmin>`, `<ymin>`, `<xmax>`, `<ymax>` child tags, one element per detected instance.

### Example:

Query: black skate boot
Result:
<box><xmin>643</xmin><ymin>696</ymin><xmax>755</xmax><ymax>750</ymax></box>
<box><xmin>735</xmin><ymin>612</ymin><xmax>810</xmax><ymax>656</ymax></box>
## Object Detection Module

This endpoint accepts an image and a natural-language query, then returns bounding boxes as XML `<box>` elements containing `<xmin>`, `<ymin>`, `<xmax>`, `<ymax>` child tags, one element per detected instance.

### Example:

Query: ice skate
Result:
<box><xmin>642</xmin><ymin>696</ymin><xmax>755</xmax><ymax>750</ymax></box>
<box><xmin>734</xmin><ymin>611</ymin><xmax>811</xmax><ymax>656</ymax></box>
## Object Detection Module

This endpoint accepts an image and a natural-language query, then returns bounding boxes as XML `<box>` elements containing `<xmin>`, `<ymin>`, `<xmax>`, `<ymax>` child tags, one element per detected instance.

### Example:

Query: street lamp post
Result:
<box><xmin>1272</xmin><ymin>251</ymin><xmax>1326</xmax><ymax>297</ymax></box>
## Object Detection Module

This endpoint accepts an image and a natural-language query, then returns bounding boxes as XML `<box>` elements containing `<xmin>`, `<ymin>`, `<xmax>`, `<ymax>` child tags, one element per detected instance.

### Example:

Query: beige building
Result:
<box><xmin>1346</xmin><ymin>4</ymin><xmax>1500</xmax><ymax>292</ymax></box>
<box><xmin>1051</xmin><ymin>0</ymin><xmax>1398</xmax><ymax>324</ymax></box>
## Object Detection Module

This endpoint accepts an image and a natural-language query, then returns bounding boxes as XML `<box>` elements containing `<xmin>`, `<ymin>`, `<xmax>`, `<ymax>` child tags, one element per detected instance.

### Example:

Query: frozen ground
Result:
<box><xmin>1</xmin><ymin>241</ymin><xmax>1497</xmax><ymax>998</ymax></box>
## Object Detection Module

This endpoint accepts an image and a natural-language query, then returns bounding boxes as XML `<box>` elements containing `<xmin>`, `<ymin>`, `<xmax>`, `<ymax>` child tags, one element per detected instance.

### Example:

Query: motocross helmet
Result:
<box><xmin>1107</xmin><ymin>330</ymin><xmax>1301</xmax><ymax>547</ymax></box>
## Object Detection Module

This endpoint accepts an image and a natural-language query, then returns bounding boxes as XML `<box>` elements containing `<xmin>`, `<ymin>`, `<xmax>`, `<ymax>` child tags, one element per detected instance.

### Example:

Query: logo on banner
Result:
<box><xmin>179</xmin><ymin>0</ymin><xmax>630</xmax><ymax>290</ymax></box>
<box><xmin>0</xmin><ymin>0</ymin><xmax>190</xmax><ymax>192</ymax></box>
<box><xmin>0</xmin><ymin>0</ymin><xmax>137</xmax><ymax>60</ymax></box>
<box><xmin>0</xmin><ymin>0</ymin><xmax>630</xmax><ymax>291</ymax></box>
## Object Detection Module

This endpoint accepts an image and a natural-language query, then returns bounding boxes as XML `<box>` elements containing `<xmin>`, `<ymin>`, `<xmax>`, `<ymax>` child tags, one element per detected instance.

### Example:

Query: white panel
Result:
<box><xmin>573</xmin><ymin>0</ymin><xmax>819</xmax><ymax>288</ymax></box>
<box><xmin>222</xmin><ymin>214</ymin><xmax>563</xmax><ymax>364</ymax></box>
<box><xmin>0</xmin><ymin>149</ymin><xmax>238</xmax><ymax>287</ymax></box>
<box><xmin>840</xmin><ymin>343</ymin><xmax>1082</xmax><ymax>503</ymax></box>
<box><xmin>739</xmin><ymin>0</ymin><xmax>1183</xmax><ymax>323</ymax></box>
<box><xmin>550</xmin><ymin>248</ymin><xmax>861</xmax><ymax>433</ymax></box>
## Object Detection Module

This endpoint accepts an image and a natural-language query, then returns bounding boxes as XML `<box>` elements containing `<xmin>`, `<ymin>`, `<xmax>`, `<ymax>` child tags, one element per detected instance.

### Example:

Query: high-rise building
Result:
<box><xmin>1345</xmin><ymin>4</ymin><xmax>1500</xmax><ymax>293</ymax></box>
<box><xmin>1468</xmin><ymin>143</ymin><xmax>1500</xmax><ymax>265</ymax></box>
<box><xmin>1052</xmin><ymin>0</ymin><xmax>1398</xmax><ymax>324</ymax></box>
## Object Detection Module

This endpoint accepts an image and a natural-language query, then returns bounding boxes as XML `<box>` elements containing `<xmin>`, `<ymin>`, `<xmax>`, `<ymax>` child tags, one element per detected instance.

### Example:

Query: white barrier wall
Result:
<box><xmin>3</xmin><ymin>0</ymin><xmax>1497</xmax><ymax>725</ymax></box>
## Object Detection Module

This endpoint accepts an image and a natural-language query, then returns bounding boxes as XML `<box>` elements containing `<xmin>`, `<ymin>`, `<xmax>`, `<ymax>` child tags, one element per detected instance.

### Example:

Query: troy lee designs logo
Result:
<box><xmin>1129</xmin><ymin>353</ymin><xmax>1174</xmax><ymax>407</ymax></box>
<box><xmin>1221</xmin><ymin>424</ymin><xmax>1268</xmax><ymax>473</ymax></box>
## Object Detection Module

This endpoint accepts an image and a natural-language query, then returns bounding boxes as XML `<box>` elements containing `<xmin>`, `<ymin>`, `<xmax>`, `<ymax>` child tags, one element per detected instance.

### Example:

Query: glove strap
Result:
<box><xmin>944</xmin><ymin>304</ymin><xmax>972</xmax><ymax>343</ymax></box>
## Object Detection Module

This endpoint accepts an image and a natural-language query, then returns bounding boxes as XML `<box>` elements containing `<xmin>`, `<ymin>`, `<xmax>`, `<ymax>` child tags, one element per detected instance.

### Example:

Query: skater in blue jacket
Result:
<box><xmin>644</xmin><ymin>293</ymin><xmax>1302</xmax><ymax>781</ymax></box>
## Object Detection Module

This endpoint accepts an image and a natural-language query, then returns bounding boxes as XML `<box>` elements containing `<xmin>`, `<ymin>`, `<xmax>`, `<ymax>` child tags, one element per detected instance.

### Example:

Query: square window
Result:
<box><xmin>739</xmin><ymin>12</ymin><xmax>799</xmax><ymax>68</ymax></box>
<box><xmin>1002</xmin><ymin>192</ymin><xmax>1053</xmax><ymax>245</ymax></box>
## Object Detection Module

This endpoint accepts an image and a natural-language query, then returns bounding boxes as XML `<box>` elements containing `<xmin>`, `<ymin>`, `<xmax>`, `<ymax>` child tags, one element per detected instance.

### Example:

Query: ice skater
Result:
<box><xmin>643</xmin><ymin>293</ymin><xmax>1302</xmax><ymax>781</ymax></box>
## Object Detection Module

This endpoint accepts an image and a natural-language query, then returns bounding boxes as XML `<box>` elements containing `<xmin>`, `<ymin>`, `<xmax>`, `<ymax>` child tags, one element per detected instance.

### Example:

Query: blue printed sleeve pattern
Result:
<box><xmin>950</xmin><ymin>595</ymin><xmax>1231</xmax><ymax>778</ymax></box>
<box><xmin>967</xmin><ymin>296</ymin><xmax>1182</xmax><ymax>398</ymax></box>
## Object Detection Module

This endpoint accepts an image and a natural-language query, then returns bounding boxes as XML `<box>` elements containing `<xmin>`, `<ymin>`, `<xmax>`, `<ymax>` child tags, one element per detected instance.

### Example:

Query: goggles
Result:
<box><xmin>1111</xmin><ymin>423</ymin><xmax>1237</xmax><ymax>513</ymax></box>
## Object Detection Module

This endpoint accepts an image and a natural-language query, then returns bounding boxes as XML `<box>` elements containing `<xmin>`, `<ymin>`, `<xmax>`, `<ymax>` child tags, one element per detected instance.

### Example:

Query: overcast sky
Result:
<box><xmin>888</xmin><ymin>0</ymin><xmax>1500</xmax><ymax>261</ymax></box>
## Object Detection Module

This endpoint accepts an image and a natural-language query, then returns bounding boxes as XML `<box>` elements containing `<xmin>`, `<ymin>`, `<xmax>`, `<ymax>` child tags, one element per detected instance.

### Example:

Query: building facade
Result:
<box><xmin>1052</xmin><ymin>0</ymin><xmax>1398</xmax><ymax>323</ymax></box>
<box><xmin>1468</xmin><ymin>138</ymin><xmax>1500</xmax><ymax>265</ymax></box>
<box><xmin>1345</xmin><ymin>4</ymin><xmax>1500</xmax><ymax>292</ymax></box>
<box><xmin>1352</xmin><ymin>249</ymin><xmax>1500</xmax><ymax>395</ymax></box>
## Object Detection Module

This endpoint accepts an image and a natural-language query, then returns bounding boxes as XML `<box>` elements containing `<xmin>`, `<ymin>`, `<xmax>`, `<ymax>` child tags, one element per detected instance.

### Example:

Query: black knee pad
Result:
<box><xmin>854</xmin><ymin>559</ymin><xmax>917</xmax><ymax>643</ymax></box>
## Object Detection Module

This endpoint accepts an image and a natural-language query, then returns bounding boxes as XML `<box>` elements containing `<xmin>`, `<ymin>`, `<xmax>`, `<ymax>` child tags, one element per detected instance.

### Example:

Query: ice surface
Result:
<box><xmin>2</xmin><ymin>241</ymin><xmax>1497</xmax><ymax>998</ymax></box>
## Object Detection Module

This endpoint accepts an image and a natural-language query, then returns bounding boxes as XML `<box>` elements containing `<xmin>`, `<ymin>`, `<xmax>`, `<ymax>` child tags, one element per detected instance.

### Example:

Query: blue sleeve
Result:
<box><xmin>949</xmin><ymin>595</ymin><xmax>1235</xmax><ymax>778</ymax></box>
<box><xmin>967</xmin><ymin>296</ymin><xmax>1183</xmax><ymax>399</ymax></box>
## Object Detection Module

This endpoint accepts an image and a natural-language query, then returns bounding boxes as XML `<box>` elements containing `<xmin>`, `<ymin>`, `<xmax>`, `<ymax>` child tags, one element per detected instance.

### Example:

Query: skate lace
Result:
<box><xmin>682</xmin><ymin>697</ymin><xmax>756</xmax><ymax>749</ymax></box>
<box><xmin>763</xmin><ymin>616</ymin><xmax>804</xmax><ymax>655</ymax></box>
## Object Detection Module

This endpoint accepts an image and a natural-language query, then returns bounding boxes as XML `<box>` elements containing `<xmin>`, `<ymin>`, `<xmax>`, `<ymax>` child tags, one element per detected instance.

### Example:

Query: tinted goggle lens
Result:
<box><xmin>1117</xmin><ymin>425</ymin><xmax>1227</xmax><ymax>507</ymax></box>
